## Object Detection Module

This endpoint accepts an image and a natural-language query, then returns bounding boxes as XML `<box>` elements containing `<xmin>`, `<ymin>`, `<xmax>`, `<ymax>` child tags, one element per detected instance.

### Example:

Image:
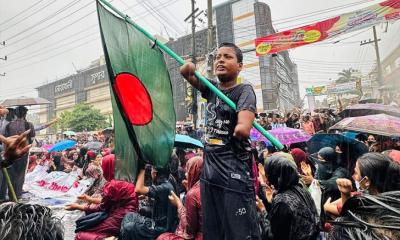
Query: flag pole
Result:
<box><xmin>97</xmin><ymin>0</ymin><xmax>284</xmax><ymax>150</ymax></box>
<box><xmin>2</xmin><ymin>168</ymin><xmax>18</xmax><ymax>202</ymax></box>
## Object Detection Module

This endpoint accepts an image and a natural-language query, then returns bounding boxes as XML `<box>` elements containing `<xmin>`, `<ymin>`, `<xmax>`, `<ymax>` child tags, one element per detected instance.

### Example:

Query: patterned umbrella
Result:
<box><xmin>250</xmin><ymin>127</ymin><xmax>311</xmax><ymax>145</ymax></box>
<box><xmin>339</xmin><ymin>103</ymin><xmax>400</xmax><ymax>118</ymax></box>
<box><xmin>330</xmin><ymin>114</ymin><xmax>400</xmax><ymax>137</ymax></box>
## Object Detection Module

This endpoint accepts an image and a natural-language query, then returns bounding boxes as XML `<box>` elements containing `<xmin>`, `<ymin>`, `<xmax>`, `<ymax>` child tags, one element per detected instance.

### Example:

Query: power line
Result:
<box><xmin>0</xmin><ymin>0</ymin><xmax>47</xmax><ymax>27</ymax></box>
<box><xmin>1</xmin><ymin>0</ymin><xmax>58</xmax><ymax>32</ymax></box>
<box><xmin>4</xmin><ymin>0</ymin><xmax>87</xmax><ymax>43</ymax></box>
<box><xmin>2</xmin><ymin>29</ymin><xmax>99</xmax><ymax>67</ymax></box>
<box><xmin>1</xmin><ymin>0</ymin><xmax>179</xmax><ymax>71</ymax></box>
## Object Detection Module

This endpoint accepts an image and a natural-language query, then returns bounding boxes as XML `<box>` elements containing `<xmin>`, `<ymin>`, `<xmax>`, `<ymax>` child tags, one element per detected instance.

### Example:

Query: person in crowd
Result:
<box><xmin>3</xmin><ymin>106</ymin><xmax>35</xmax><ymax>199</ymax></box>
<box><xmin>101</xmin><ymin>153</ymin><xmax>115</xmax><ymax>182</ymax></box>
<box><xmin>47</xmin><ymin>154</ymin><xmax>64</xmax><ymax>173</ymax></box>
<box><xmin>329</xmin><ymin>191</ymin><xmax>400</xmax><ymax>240</ymax></box>
<box><xmin>0</xmin><ymin>107</ymin><xmax>11</xmax><ymax>136</ymax></box>
<box><xmin>257</xmin><ymin>155</ymin><xmax>319</xmax><ymax>240</ymax></box>
<box><xmin>180</xmin><ymin>42</ymin><xmax>260</xmax><ymax>239</ymax></box>
<box><xmin>271</xmin><ymin>114</ymin><xmax>285</xmax><ymax>129</ymax></box>
<box><xmin>0</xmin><ymin>202</ymin><xmax>64</xmax><ymax>239</ymax></box>
<box><xmin>66</xmin><ymin>180</ymin><xmax>138</xmax><ymax>240</ymax></box>
<box><xmin>302</xmin><ymin>115</ymin><xmax>315</xmax><ymax>135</ymax></box>
<box><xmin>120</xmin><ymin>165</ymin><xmax>178</xmax><ymax>240</ymax></box>
<box><xmin>72</xmin><ymin>150</ymin><xmax>85</xmax><ymax>168</ymax></box>
<box><xmin>27</xmin><ymin>153</ymin><xmax>38</xmax><ymax>173</ymax></box>
<box><xmin>286</xmin><ymin>112</ymin><xmax>300</xmax><ymax>129</ymax></box>
<box><xmin>158</xmin><ymin>156</ymin><xmax>204</xmax><ymax>240</ymax></box>
<box><xmin>324</xmin><ymin>152</ymin><xmax>400</xmax><ymax>217</ymax></box>
<box><xmin>355</xmin><ymin>133</ymin><xmax>368</xmax><ymax>145</ymax></box>
<box><xmin>301</xmin><ymin>147</ymin><xmax>349</xmax><ymax>204</ymax></box>
<box><xmin>81</xmin><ymin>164</ymin><xmax>108</xmax><ymax>200</ymax></box>
<box><xmin>290</xmin><ymin>148</ymin><xmax>307</xmax><ymax>175</ymax></box>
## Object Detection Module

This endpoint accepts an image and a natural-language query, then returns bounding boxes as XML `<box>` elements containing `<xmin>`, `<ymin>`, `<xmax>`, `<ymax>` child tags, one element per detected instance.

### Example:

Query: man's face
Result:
<box><xmin>213</xmin><ymin>47</ymin><xmax>242</xmax><ymax>83</ymax></box>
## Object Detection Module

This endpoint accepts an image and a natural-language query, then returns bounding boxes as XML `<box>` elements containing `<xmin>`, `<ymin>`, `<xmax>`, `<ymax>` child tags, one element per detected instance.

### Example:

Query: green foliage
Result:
<box><xmin>336</xmin><ymin>68</ymin><xmax>359</xmax><ymax>84</ymax></box>
<box><xmin>60</xmin><ymin>104</ymin><xmax>107</xmax><ymax>132</ymax></box>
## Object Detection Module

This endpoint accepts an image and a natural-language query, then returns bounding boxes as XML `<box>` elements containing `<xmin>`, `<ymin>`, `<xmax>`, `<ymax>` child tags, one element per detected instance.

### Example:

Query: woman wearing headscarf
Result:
<box><xmin>258</xmin><ymin>155</ymin><xmax>319</xmax><ymax>240</ymax></box>
<box><xmin>301</xmin><ymin>147</ymin><xmax>349</xmax><ymax>204</ymax></box>
<box><xmin>290</xmin><ymin>148</ymin><xmax>307</xmax><ymax>174</ymax></box>
<box><xmin>157</xmin><ymin>156</ymin><xmax>204</xmax><ymax>240</ymax></box>
<box><xmin>66</xmin><ymin>180</ymin><xmax>139</xmax><ymax>240</ymax></box>
<box><xmin>101</xmin><ymin>154</ymin><xmax>115</xmax><ymax>182</ymax></box>
<box><xmin>74</xmin><ymin>164</ymin><xmax>108</xmax><ymax>206</ymax></box>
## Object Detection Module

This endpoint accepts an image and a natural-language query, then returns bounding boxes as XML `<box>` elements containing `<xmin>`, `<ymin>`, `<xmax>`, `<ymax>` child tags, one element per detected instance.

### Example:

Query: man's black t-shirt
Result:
<box><xmin>201</xmin><ymin>80</ymin><xmax>257</xmax><ymax>189</ymax></box>
<box><xmin>201</xmin><ymin>80</ymin><xmax>256</xmax><ymax>146</ymax></box>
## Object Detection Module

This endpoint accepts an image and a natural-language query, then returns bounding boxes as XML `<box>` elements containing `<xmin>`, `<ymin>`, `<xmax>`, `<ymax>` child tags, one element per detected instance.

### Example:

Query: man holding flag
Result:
<box><xmin>180</xmin><ymin>42</ymin><xmax>260</xmax><ymax>240</ymax></box>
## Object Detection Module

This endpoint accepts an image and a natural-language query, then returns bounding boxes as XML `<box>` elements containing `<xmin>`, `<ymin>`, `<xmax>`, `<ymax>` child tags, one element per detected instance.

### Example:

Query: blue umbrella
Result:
<box><xmin>48</xmin><ymin>140</ymin><xmax>77</xmax><ymax>152</ymax></box>
<box><xmin>174</xmin><ymin>134</ymin><xmax>203</xmax><ymax>149</ymax></box>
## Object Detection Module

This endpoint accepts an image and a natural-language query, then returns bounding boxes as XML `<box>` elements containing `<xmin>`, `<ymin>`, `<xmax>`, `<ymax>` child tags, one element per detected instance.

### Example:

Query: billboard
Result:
<box><xmin>255</xmin><ymin>0</ymin><xmax>400</xmax><ymax>56</ymax></box>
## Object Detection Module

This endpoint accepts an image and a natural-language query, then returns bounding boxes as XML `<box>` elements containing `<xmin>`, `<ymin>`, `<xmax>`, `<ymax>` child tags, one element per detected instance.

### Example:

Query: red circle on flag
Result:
<box><xmin>114</xmin><ymin>73</ymin><xmax>153</xmax><ymax>125</ymax></box>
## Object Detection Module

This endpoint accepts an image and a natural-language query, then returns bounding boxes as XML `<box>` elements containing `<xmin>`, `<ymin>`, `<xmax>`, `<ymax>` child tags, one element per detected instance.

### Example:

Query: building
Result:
<box><xmin>382</xmin><ymin>42</ymin><xmax>400</xmax><ymax>91</ymax></box>
<box><xmin>166</xmin><ymin>28</ymin><xmax>216</xmax><ymax>122</ymax></box>
<box><xmin>165</xmin><ymin>0</ymin><xmax>300</xmax><ymax>122</ymax></box>
<box><xmin>214</xmin><ymin>0</ymin><xmax>300</xmax><ymax>112</ymax></box>
<box><xmin>36</xmin><ymin>57</ymin><xmax>112</xmax><ymax>135</ymax></box>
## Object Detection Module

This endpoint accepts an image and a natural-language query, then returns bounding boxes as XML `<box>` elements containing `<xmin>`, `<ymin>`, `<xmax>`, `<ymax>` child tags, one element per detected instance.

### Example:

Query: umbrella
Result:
<box><xmin>102</xmin><ymin>127</ymin><xmax>114</xmax><ymax>136</ymax></box>
<box><xmin>174</xmin><ymin>134</ymin><xmax>203</xmax><ymax>149</ymax></box>
<box><xmin>307</xmin><ymin>133</ymin><xmax>369</xmax><ymax>171</ymax></box>
<box><xmin>85</xmin><ymin>141</ymin><xmax>103</xmax><ymax>150</ymax></box>
<box><xmin>330</xmin><ymin>114</ymin><xmax>400</xmax><ymax>137</ymax></box>
<box><xmin>63</xmin><ymin>130</ymin><xmax>76</xmax><ymax>136</ymax></box>
<box><xmin>0</xmin><ymin>96</ymin><xmax>51</xmax><ymax>107</ymax></box>
<box><xmin>48</xmin><ymin>140</ymin><xmax>76</xmax><ymax>152</ymax></box>
<box><xmin>29</xmin><ymin>147</ymin><xmax>45</xmax><ymax>153</ymax></box>
<box><xmin>339</xmin><ymin>103</ymin><xmax>400</xmax><ymax>118</ymax></box>
<box><xmin>250</xmin><ymin>127</ymin><xmax>311</xmax><ymax>145</ymax></box>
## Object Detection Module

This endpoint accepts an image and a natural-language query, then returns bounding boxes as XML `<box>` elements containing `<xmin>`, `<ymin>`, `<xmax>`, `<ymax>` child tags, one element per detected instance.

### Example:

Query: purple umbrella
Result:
<box><xmin>250</xmin><ymin>127</ymin><xmax>312</xmax><ymax>145</ymax></box>
<box><xmin>330</xmin><ymin>114</ymin><xmax>400</xmax><ymax>137</ymax></box>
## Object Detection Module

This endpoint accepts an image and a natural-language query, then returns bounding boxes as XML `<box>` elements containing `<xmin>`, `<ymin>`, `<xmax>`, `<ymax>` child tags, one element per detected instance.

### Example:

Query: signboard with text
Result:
<box><xmin>255</xmin><ymin>0</ymin><xmax>400</xmax><ymax>55</ymax></box>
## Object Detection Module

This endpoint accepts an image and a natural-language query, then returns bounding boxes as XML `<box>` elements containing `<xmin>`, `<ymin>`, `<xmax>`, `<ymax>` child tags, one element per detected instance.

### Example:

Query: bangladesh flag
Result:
<box><xmin>97</xmin><ymin>2</ymin><xmax>176</xmax><ymax>181</ymax></box>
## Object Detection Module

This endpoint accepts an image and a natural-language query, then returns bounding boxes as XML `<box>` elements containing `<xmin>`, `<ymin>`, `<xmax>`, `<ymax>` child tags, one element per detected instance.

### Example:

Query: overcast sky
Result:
<box><xmin>0</xmin><ymin>0</ymin><xmax>399</xmax><ymax>111</ymax></box>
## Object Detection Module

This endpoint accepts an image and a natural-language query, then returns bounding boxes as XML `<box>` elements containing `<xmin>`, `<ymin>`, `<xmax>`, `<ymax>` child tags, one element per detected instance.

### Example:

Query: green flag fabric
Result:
<box><xmin>97</xmin><ymin>2</ymin><xmax>176</xmax><ymax>181</ymax></box>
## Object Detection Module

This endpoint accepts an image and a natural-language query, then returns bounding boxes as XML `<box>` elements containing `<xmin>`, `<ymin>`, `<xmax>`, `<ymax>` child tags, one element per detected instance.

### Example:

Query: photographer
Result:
<box><xmin>120</xmin><ymin>163</ymin><xmax>178</xmax><ymax>240</ymax></box>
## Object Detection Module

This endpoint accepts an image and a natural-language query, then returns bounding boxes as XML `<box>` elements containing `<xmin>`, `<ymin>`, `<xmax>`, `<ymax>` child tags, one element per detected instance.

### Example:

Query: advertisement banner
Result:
<box><xmin>327</xmin><ymin>82</ymin><xmax>357</xmax><ymax>94</ymax></box>
<box><xmin>306</xmin><ymin>85</ymin><xmax>328</xmax><ymax>96</ymax></box>
<box><xmin>255</xmin><ymin>0</ymin><xmax>400</xmax><ymax>56</ymax></box>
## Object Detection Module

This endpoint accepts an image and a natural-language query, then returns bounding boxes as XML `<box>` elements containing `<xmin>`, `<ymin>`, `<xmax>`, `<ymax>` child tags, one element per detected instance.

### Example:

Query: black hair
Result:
<box><xmin>330</xmin><ymin>191</ymin><xmax>400</xmax><ymax>240</ymax></box>
<box><xmin>5</xmin><ymin>108</ymin><xmax>15</xmax><ymax>122</ymax></box>
<box><xmin>357</xmin><ymin>153</ymin><xmax>400</xmax><ymax>193</ymax></box>
<box><xmin>154</xmin><ymin>166</ymin><xmax>170</xmax><ymax>185</ymax></box>
<box><xmin>0</xmin><ymin>203</ymin><xmax>64</xmax><ymax>240</ymax></box>
<box><xmin>355</xmin><ymin>133</ymin><xmax>368</xmax><ymax>142</ymax></box>
<box><xmin>218</xmin><ymin>42</ymin><xmax>243</xmax><ymax>63</ymax></box>
<box><xmin>15</xmin><ymin>106</ymin><xmax>28</xmax><ymax>119</ymax></box>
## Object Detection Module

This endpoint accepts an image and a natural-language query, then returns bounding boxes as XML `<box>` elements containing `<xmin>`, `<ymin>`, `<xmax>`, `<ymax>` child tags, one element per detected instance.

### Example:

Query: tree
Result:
<box><xmin>336</xmin><ymin>68</ymin><xmax>359</xmax><ymax>83</ymax></box>
<box><xmin>65</xmin><ymin>104</ymin><xmax>107</xmax><ymax>132</ymax></box>
<box><xmin>58</xmin><ymin>111</ymin><xmax>72</xmax><ymax>133</ymax></box>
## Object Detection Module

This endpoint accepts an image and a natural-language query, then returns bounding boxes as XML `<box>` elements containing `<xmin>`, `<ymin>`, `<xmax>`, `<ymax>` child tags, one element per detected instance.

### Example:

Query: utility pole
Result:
<box><xmin>360</xmin><ymin>26</ymin><xmax>383</xmax><ymax>84</ymax></box>
<box><xmin>191</xmin><ymin>0</ymin><xmax>198</xmax><ymax>129</ymax></box>
<box><xmin>0</xmin><ymin>41</ymin><xmax>6</xmax><ymax>77</ymax></box>
<box><xmin>206</xmin><ymin>0</ymin><xmax>213</xmax><ymax>78</ymax></box>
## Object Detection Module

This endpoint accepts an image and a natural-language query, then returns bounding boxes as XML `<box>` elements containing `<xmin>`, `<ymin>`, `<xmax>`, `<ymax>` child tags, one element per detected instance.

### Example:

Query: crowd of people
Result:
<box><xmin>0</xmin><ymin>43</ymin><xmax>399</xmax><ymax>240</ymax></box>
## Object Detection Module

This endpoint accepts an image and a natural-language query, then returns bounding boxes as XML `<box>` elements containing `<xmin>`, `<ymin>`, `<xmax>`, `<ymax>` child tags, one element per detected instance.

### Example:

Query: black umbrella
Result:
<box><xmin>339</xmin><ymin>103</ymin><xmax>400</xmax><ymax>118</ymax></box>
